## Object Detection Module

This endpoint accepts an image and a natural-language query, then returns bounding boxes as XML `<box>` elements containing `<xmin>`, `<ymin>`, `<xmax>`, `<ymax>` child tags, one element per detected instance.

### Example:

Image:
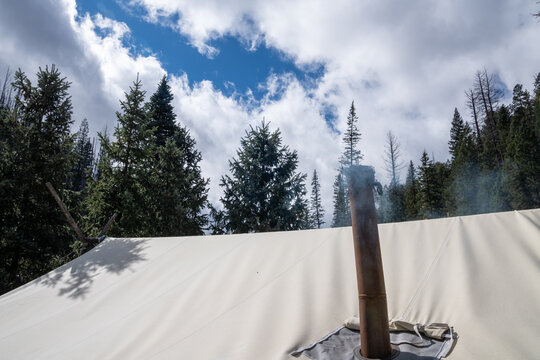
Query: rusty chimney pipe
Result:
<box><xmin>347</xmin><ymin>166</ymin><xmax>394</xmax><ymax>359</ymax></box>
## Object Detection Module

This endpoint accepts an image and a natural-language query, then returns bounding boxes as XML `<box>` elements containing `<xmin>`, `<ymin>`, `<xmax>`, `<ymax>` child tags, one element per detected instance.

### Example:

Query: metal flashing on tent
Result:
<box><xmin>291</xmin><ymin>323</ymin><xmax>458</xmax><ymax>360</ymax></box>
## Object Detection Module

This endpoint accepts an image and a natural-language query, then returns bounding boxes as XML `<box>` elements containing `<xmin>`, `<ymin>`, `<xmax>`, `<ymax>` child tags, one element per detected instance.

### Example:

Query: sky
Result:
<box><xmin>0</xmin><ymin>0</ymin><xmax>538</xmax><ymax>225</ymax></box>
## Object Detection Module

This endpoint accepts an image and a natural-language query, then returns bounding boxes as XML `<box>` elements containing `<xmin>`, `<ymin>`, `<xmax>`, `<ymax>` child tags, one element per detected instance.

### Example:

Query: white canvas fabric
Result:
<box><xmin>0</xmin><ymin>209</ymin><xmax>538</xmax><ymax>359</ymax></box>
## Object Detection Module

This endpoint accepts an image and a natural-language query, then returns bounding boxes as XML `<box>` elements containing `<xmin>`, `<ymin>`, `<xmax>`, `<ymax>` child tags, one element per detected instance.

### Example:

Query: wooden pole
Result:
<box><xmin>45</xmin><ymin>182</ymin><xmax>87</xmax><ymax>244</ymax></box>
<box><xmin>98</xmin><ymin>213</ymin><xmax>117</xmax><ymax>238</ymax></box>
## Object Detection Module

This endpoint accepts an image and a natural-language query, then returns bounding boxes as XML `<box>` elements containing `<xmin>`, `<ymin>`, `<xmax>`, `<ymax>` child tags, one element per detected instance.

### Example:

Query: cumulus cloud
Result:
<box><xmin>0</xmin><ymin>0</ymin><xmax>164</xmax><ymax>136</ymax></box>
<box><xmin>131</xmin><ymin>0</ymin><xmax>540</xmax><ymax>174</ymax></box>
<box><xmin>0</xmin><ymin>0</ymin><xmax>341</xmax><ymax>224</ymax></box>
<box><xmin>2</xmin><ymin>0</ymin><xmax>539</xmax><ymax>226</ymax></box>
<box><xmin>169</xmin><ymin>73</ymin><xmax>341</xmax><ymax>221</ymax></box>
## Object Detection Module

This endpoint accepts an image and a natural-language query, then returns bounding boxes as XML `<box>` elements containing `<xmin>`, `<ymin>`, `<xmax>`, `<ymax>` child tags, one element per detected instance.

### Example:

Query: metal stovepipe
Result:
<box><xmin>347</xmin><ymin>166</ymin><xmax>393</xmax><ymax>359</ymax></box>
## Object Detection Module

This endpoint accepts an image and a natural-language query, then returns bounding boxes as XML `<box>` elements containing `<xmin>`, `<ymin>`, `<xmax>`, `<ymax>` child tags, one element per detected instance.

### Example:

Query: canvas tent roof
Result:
<box><xmin>0</xmin><ymin>209</ymin><xmax>539</xmax><ymax>359</ymax></box>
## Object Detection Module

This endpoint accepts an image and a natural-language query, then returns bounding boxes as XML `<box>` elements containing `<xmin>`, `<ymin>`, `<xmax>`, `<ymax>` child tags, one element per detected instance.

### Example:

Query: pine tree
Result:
<box><xmin>432</xmin><ymin>161</ymin><xmax>451</xmax><ymax>217</ymax></box>
<box><xmin>380</xmin><ymin>185</ymin><xmax>405</xmax><ymax>223</ymax></box>
<box><xmin>332</xmin><ymin>172</ymin><xmax>349</xmax><ymax>227</ymax></box>
<box><xmin>91</xmin><ymin>127</ymin><xmax>109</xmax><ymax>181</ymax></box>
<box><xmin>146</xmin><ymin>76</ymin><xmax>208</xmax><ymax>236</ymax></box>
<box><xmin>503</xmin><ymin>84</ymin><xmax>540</xmax><ymax>209</ymax></box>
<box><xmin>0</xmin><ymin>76</ymin><xmax>19</xmax><ymax>294</ymax></box>
<box><xmin>208</xmin><ymin>204</ymin><xmax>227</xmax><ymax>235</ymax></box>
<box><xmin>148</xmin><ymin>75</ymin><xmax>176</xmax><ymax>147</ymax></box>
<box><xmin>85</xmin><ymin>76</ymin><xmax>154</xmax><ymax>237</ymax></box>
<box><xmin>448</xmin><ymin>109</ymin><xmax>466</xmax><ymax>160</ymax></box>
<box><xmin>403</xmin><ymin>161</ymin><xmax>420</xmax><ymax>220</ymax></box>
<box><xmin>220</xmin><ymin>122</ymin><xmax>309</xmax><ymax>233</ymax></box>
<box><xmin>71</xmin><ymin>119</ymin><xmax>94</xmax><ymax>191</ymax></box>
<box><xmin>447</xmin><ymin>119</ymin><xmax>481</xmax><ymax>215</ymax></box>
<box><xmin>310</xmin><ymin>169</ymin><xmax>325</xmax><ymax>228</ymax></box>
<box><xmin>534</xmin><ymin>73</ymin><xmax>540</xmax><ymax>147</ymax></box>
<box><xmin>476</xmin><ymin>106</ymin><xmax>511</xmax><ymax>214</ymax></box>
<box><xmin>149</xmin><ymin>131</ymin><xmax>208</xmax><ymax>236</ymax></box>
<box><xmin>332</xmin><ymin>101</ymin><xmax>362</xmax><ymax>226</ymax></box>
<box><xmin>496</xmin><ymin>105</ymin><xmax>512</xmax><ymax>153</ymax></box>
<box><xmin>418</xmin><ymin>151</ymin><xmax>431</xmax><ymax>217</ymax></box>
<box><xmin>339</xmin><ymin>101</ymin><xmax>363</xmax><ymax>168</ymax></box>
<box><xmin>418</xmin><ymin>151</ymin><xmax>448</xmax><ymax>218</ymax></box>
<box><xmin>84</xmin><ymin>131</ymin><xmax>116</xmax><ymax>235</ymax></box>
<box><xmin>113</xmin><ymin>76</ymin><xmax>153</xmax><ymax>183</ymax></box>
<box><xmin>0</xmin><ymin>65</ymin><xmax>76</xmax><ymax>293</ymax></box>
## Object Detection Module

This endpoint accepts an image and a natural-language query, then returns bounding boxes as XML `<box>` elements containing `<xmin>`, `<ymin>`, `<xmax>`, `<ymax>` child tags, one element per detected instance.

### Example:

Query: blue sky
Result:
<box><xmin>1</xmin><ymin>0</ymin><xmax>538</xmax><ymax>223</ymax></box>
<box><xmin>76</xmin><ymin>0</ymin><xmax>325</xmax><ymax>102</ymax></box>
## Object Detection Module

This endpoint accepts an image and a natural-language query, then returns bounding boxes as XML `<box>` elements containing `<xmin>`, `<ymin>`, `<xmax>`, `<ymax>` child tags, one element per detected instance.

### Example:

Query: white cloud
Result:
<box><xmin>0</xmin><ymin>0</ymin><xmax>164</xmax><ymax>137</ymax></box>
<box><xmin>169</xmin><ymin>74</ymin><xmax>252</xmax><ymax>204</ymax></box>
<box><xmin>2</xmin><ymin>0</ymin><xmax>539</xmax><ymax>227</ymax></box>
<box><xmin>129</xmin><ymin>0</ymin><xmax>540</xmax><ymax>219</ymax></box>
<box><xmin>258</xmin><ymin>75</ymin><xmax>342</xmax><ymax>221</ymax></box>
<box><xmin>130</xmin><ymin>0</ymin><xmax>540</xmax><ymax>177</ymax></box>
<box><xmin>169</xmin><ymin>73</ymin><xmax>340</xmax><ymax>224</ymax></box>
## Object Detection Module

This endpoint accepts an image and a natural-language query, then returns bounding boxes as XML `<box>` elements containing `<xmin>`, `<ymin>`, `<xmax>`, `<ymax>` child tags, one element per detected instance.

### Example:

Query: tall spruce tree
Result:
<box><xmin>533</xmin><ymin>73</ymin><xmax>540</xmax><ymax>143</ymax></box>
<box><xmin>85</xmin><ymin>76</ymin><xmax>154</xmax><ymax>237</ymax></box>
<box><xmin>310</xmin><ymin>169</ymin><xmax>325</xmax><ymax>228</ymax></box>
<box><xmin>448</xmin><ymin>109</ymin><xmax>466</xmax><ymax>160</ymax></box>
<box><xmin>0</xmin><ymin>74</ymin><xmax>19</xmax><ymax>294</ymax></box>
<box><xmin>71</xmin><ymin>119</ymin><xmax>94</xmax><ymax>191</ymax></box>
<box><xmin>332</xmin><ymin>101</ymin><xmax>362</xmax><ymax>227</ymax></box>
<box><xmin>403</xmin><ymin>161</ymin><xmax>420</xmax><ymax>220</ymax></box>
<box><xmin>418</xmin><ymin>151</ymin><xmax>448</xmax><ymax>218</ymax></box>
<box><xmin>0</xmin><ymin>65</ymin><xmax>76</xmax><ymax>294</ymax></box>
<box><xmin>339</xmin><ymin>101</ymin><xmax>363</xmax><ymax>168</ymax></box>
<box><xmin>146</xmin><ymin>76</ymin><xmax>208</xmax><ymax>236</ymax></box>
<box><xmin>332</xmin><ymin>172</ymin><xmax>349</xmax><ymax>227</ymax></box>
<box><xmin>148</xmin><ymin>75</ymin><xmax>176</xmax><ymax>147</ymax></box>
<box><xmin>379</xmin><ymin>184</ymin><xmax>405</xmax><ymax>223</ymax></box>
<box><xmin>220</xmin><ymin>122</ymin><xmax>309</xmax><ymax>233</ymax></box>
<box><xmin>447</xmin><ymin>109</ymin><xmax>480</xmax><ymax>215</ymax></box>
<box><xmin>503</xmin><ymin>84</ymin><xmax>540</xmax><ymax>209</ymax></box>
<box><xmin>149</xmin><ymin>136</ymin><xmax>208</xmax><ymax>235</ymax></box>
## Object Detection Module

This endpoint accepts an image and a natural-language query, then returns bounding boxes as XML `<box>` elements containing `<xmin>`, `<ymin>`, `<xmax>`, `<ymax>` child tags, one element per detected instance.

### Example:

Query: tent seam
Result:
<box><xmin>400</xmin><ymin>217</ymin><xmax>457</xmax><ymax>320</ymax></box>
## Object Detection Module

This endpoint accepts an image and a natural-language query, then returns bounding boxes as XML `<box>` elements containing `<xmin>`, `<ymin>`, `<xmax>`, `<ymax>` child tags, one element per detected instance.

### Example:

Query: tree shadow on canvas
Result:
<box><xmin>38</xmin><ymin>238</ymin><xmax>147</xmax><ymax>299</ymax></box>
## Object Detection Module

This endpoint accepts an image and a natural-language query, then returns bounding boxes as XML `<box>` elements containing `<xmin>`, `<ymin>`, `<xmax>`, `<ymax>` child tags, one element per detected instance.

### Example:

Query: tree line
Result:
<box><xmin>1</xmin><ymin>65</ymin><xmax>538</xmax><ymax>295</ymax></box>
<box><xmin>357</xmin><ymin>70</ymin><xmax>539</xmax><ymax>224</ymax></box>
<box><xmin>0</xmin><ymin>65</ymin><xmax>322</xmax><ymax>294</ymax></box>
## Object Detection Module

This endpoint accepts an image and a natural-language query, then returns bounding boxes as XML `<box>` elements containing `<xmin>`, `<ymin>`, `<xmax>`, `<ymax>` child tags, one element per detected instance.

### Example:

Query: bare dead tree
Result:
<box><xmin>465</xmin><ymin>88</ymin><xmax>482</xmax><ymax>149</ymax></box>
<box><xmin>474</xmin><ymin>69</ymin><xmax>501</xmax><ymax>126</ymax></box>
<box><xmin>482</xmin><ymin>69</ymin><xmax>502</xmax><ymax>116</ymax></box>
<box><xmin>473</xmin><ymin>69</ymin><xmax>504</xmax><ymax>164</ymax></box>
<box><xmin>384</xmin><ymin>131</ymin><xmax>405</xmax><ymax>186</ymax></box>
<box><xmin>474</xmin><ymin>71</ymin><xmax>490</xmax><ymax>120</ymax></box>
